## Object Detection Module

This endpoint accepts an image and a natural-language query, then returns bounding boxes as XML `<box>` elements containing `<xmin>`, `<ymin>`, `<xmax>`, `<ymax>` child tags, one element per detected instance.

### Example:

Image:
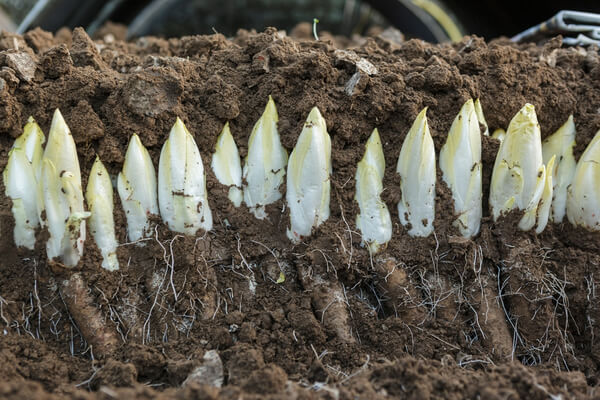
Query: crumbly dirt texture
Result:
<box><xmin>0</xmin><ymin>25</ymin><xmax>599</xmax><ymax>399</ymax></box>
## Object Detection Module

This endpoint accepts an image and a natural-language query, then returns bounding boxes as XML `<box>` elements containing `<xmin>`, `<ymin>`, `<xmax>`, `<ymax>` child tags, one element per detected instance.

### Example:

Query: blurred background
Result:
<box><xmin>1</xmin><ymin>0</ymin><xmax>599</xmax><ymax>42</ymax></box>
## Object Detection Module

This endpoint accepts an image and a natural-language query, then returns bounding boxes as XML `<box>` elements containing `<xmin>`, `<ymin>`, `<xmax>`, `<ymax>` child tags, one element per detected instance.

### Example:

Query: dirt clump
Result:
<box><xmin>0</xmin><ymin>25</ymin><xmax>599</xmax><ymax>399</ymax></box>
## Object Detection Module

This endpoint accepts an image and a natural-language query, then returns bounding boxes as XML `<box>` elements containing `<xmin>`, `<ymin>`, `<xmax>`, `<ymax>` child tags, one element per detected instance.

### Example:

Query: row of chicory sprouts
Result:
<box><xmin>3</xmin><ymin>97</ymin><xmax>599</xmax><ymax>271</ymax></box>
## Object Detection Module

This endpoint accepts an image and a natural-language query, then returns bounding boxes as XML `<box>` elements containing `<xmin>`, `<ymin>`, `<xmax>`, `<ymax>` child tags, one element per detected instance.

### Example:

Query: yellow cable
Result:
<box><xmin>412</xmin><ymin>0</ymin><xmax>464</xmax><ymax>42</ymax></box>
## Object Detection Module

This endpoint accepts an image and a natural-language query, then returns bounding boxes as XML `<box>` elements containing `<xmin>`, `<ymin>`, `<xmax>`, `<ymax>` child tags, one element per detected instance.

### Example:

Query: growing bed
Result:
<box><xmin>0</xmin><ymin>25</ymin><xmax>599</xmax><ymax>399</ymax></box>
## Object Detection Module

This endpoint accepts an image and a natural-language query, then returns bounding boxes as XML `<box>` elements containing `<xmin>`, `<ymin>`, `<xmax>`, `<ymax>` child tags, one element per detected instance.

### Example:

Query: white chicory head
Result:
<box><xmin>117</xmin><ymin>134</ymin><xmax>159</xmax><ymax>242</ymax></box>
<box><xmin>158</xmin><ymin>117</ymin><xmax>213</xmax><ymax>235</ymax></box>
<box><xmin>243</xmin><ymin>96</ymin><xmax>288</xmax><ymax>219</ymax></box>
<box><xmin>286</xmin><ymin>107</ymin><xmax>331</xmax><ymax>242</ymax></box>
<box><xmin>396</xmin><ymin>107</ymin><xmax>436</xmax><ymax>237</ymax></box>
<box><xmin>355</xmin><ymin>128</ymin><xmax>392</xmax><ymax>252</ymax></box>
<box><xmin>567</xmin><ymin>129</ymin><xmax>600</xmax><ymax>231</ymax></box>
<box><xmin>42</xmin><ymin>158</ymin><xmax>90</xmax><ymax>266</ymax></box>
<box><xmin>3</xmin><ymin>118</ymin><xmax>46</xmax><ymax>249</ymax></box>
<box><xmin>212</xmin><ymin>122</ymin><xmax>243</xmax><ymax>207</ymax></box>
<box><xmin>39</xmin><ymin>109</ymin><xmax>88</xmax><ymax>266</ymax></box>
<box><xmin>87</xmin><ymin>157</ymin><xmax>119</xmax><ymax>271</ymax></box>
<box><xmin>489</xmin><ymin>103</ymin><xmax>547</xmax><ymax>231</ymax></box>
<box><xmin>542</xmin><ymin>115</ymin><xmax>576</xmax><ymax>223</ymax></box>
<box><xmin>439</xmin><ymin>99</ymin><xmax>482</xmax><ymax>238</ymax></box>
<box><xmin>3</xmin><ymin>147</ymin><xmax>40</xmax><ymax>249</ymax></box>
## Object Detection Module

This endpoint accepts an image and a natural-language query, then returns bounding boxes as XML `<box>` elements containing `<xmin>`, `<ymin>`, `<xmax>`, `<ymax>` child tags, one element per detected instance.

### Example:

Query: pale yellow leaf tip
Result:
<box><xmin>474</xmin><ymin>98</ymin><xmax>489</xmax><ymax>136</ymax></box>
<box><xmin>492</xmin><ymin>129</ymin><xmax>506</xmax><ymax>142</ymax></box>
<box><xmin>264</xmin><ymin>95</ymin><xmax>279</xmax><ymax>122</ymax></box>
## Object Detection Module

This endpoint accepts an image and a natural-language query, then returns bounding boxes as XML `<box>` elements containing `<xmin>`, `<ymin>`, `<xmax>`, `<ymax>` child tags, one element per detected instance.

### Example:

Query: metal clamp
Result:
<box><xmin>512</xmin><ymin>10</ymin><xmax>600</xmax><ymax>46</ymax></box>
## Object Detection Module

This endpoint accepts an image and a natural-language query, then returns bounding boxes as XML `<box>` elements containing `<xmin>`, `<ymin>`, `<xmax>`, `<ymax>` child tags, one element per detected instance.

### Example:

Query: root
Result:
<box><xmin>419</xmin><ymin>270</ymin><xmax>456</xmax><ymax>322</ymax></box>
<box><xmin>315</xmin><ymin>282</ymin><xmax>354</xmax><ymax>343</ymax></box>
<box><xmin>474</xmin><ymin>270</ymin><xmax>513</xmax><ymax>360</ymax></box>
<box><xmin>374</xmin><ymin>257</ymin><xmax>424</xmax><ymax>323</ymax></box>
<box><xmin>141</xmin><ymin>228</ymin><xmax>221</xmax><ymax>344</ymax></box>
<box><xmin>460</xmin><ymin>244</ymin><xmax>514</xmax><ymax>360</ymax></box>
<box><xmin>298</xmin><ymin>264</ymin><xmax>354</xmax><ymax>343</ymax></box>
<box><xmin>60</xmin><ymin>272</ymin><xmax>120</xmax><ymax>357</ymax></box>
<box><xmin>499</xmin><ymin>263</ymin><xmax>564</xmax><ymax>365</ymax></box>
<box><xmin>585</xmin><ymin>272</ymin><xmax>597</xmax><ymax>348</ymax></box>
<box><xmin>0</xmin><ymin>295</ymin><xmax>9</xmax><ymax>327</ymax></box>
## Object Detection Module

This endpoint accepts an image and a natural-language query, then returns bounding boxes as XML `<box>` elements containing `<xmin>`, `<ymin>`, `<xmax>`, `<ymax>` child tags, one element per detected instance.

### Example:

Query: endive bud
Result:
<box><xmin>86</xmin><ymin>157</ymin><xmax>119</xmax><ymax>271</ymax></box>
<box><xmin>17</xmin><ymin>118</ymin><xmax>47</xmax><ymax>232</ymax></box>
<box><xmin>286</xmin><ymin>107</ymin><xmax>331</xmax><ymax>242</ymax></box>
<box><xmin>43</xmin><ymin>109</ymin><xmax>81</xmax><ymax>185</ymax></box>
<box><xmin>542</xmin><ymin>115</ymin><xmax>576</xmax><ymax>223</ymax></box>
<box><xmin>3</xmin><ymin>147</ymin><xmax>39</xmax><ymax>249</ymax></box>
<box><xmin>474</xmin><ymin>99</ymin><xmax>489</xmax><ymax>136</ymax></box>
<box><xmin>489</xmin><ymin>104</ymin><xmax>546</xmax><ymax>231</ymax></box>
<box><xmin>566</xmin><ymin>130</ymin><xmax>600</xmax><ymax>230</ymax></box>
<box><xmin>355</xmin><ymin>129</ymin><xmax>392</xmax><ymax>252</ymax></box>
<box><xmin>117</xmin><ymin>134</ymin><xmax>159</xmax><ymax>241</ymax></box>
<box><xmin>439</xmin><ymin>99</ymin><xmax>482</xmax><ymax>238</ymax></box>
<box><xmin>13</xmin><ymin>116</ymin><xmax>45</xmax><ymax>171</ymax></box>
<box><xmin>492</xmin><ymin>129</ymin><xmax>506</xmax><ymax>142</ymax></box>
<box><xmin>535</xmin><ymin>155</ymin><xmax>555</xmax><ymax>234</ymax></box>
<box><xmin>41</xmin><ymin>109</ymin><xmax>82</xmax><ymax>226</ymax></box>
<box><xmin>243</xmin><ymin>96</ymin><xmax>288</xmax><ymax>219</ymax></box>
<box><xmin>396</xmin><ymin>108</ymin><xmax>436</xmax><ymax>237</ymax></box>
<box><xmin>212</xmin><ymin>122</ymin><xmax>243</xmax><ymax>207</ymax></box>
<box><xmin>43</xmin><ymin>159</ymin><xmax>90</xmax><ymax>266</ymax></box>
<box><xmin>3</xmin><ymin>117</ymin><xmax>46</xmax><ymax>249</ymax></box>
<box><xmin>158</xmin><ymin>118</ymin><xmax>212</xmax><ymax>235</ymax></box>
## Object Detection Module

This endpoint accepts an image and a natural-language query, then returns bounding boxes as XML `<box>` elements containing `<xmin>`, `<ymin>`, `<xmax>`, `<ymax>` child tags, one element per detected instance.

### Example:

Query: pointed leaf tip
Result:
<box><xmin>306</xmin><ymin>107</ymin><xmax>326</xmax><ymax>130</ymax></box>
<box><xmin>51</xmin><ymin>108</ymin><xmax>69</xmax><ymax>134</ymax></box>
<box><xmin>265</xmin><ymin>96</ymin><xmax>278</xmax><ymax>120</ymax></box>
<box><xmin>473</xmin><ymin>98</ymin><xmax>489</xmax><ymax>136</ymax></box>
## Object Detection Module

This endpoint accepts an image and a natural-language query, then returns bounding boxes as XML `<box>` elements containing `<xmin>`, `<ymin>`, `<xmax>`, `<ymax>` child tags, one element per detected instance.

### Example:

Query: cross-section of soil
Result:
<box><xmin>0</xmin><ymin>25</ymin><xmax>599</xmax><ymax>399</ymax></box>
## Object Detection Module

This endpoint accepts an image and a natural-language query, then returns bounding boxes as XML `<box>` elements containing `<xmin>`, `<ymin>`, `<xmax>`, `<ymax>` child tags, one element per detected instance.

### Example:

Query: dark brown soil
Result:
<box><xmin>0</xmin><ymin>24</ymin><xmax>599</xmax><ymax>399</ymax></box>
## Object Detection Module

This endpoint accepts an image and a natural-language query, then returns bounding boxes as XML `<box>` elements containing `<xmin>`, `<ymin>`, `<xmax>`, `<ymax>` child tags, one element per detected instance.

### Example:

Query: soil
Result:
<box><xmin>0</xmin><ymin>23</ymin><xmax>599</xmax><ymax>399</ymax></box>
